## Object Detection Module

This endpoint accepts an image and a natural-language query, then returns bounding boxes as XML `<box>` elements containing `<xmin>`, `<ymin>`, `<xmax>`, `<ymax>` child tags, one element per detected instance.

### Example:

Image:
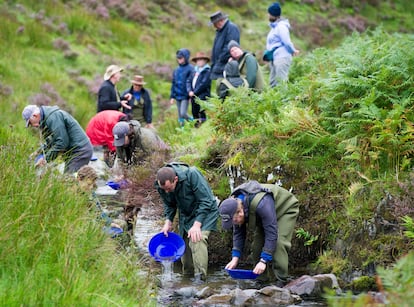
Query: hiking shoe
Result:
<box><xmin>194</xmin><ymin>120</ymin><xmax>202</xmax><ymax>128</ymax></box>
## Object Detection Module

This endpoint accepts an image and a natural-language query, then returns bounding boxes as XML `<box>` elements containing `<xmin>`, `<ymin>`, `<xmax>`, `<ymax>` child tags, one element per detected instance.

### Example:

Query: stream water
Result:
<box><xmin>92</xmin><ymin>159</ymin><xmax>327</xmax><ymax>306</ymax></box>
<box><xmin>93</xmin><ymin>156</ymin><xmax>327</xmax><ymax>306</ymax></box>
<box><xmin>133</xmin><ymin>205</ymin><xmax>328</xmax><ymax>307</ymax></box>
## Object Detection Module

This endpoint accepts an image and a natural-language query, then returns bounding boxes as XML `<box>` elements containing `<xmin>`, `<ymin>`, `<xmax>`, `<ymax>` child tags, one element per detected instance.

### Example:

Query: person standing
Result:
<box><xmin>155</xmin><ymin>163</ymin><xmax>219</xmax><ymax>281</ymax></box>
<box><xmin>265</xmin><ymin>2</ymin><xmax>299</xmax><ymax>87</ymax></box>
<box><xmin>218</xmin><ymin>180</ymin><xmax>299</xmax><ymax>287</ymax></box>
<box><xmin>227</xmin><ymin>40</ymin><xmax>265</xmax><ymax>92</ymax></box>
<box><xmin>187</xmin><ymin>51</ymin><xmax>211</xmax><ymax>128</ymax></box>
<box><xmin>85</xmin><ymin>110</ymin><xmax>129</xmax><ymax>167</ymax></box>
<box><xmin>22</xmin><ymin>105</ymin><xmax>93</xmax><ymax>174</ymax></box>
<box><xmin>170</xmin><ymin>49</ymin><xmax>194</xmax><ymax>127</ymax></box>
<box><xmin>121</xmin><ymin>75</ymin><xmax>154</xmax><ymax>129</ymax></box>
<box><xmin>209</xmin><ymin>10</ymin><xmax>240</xmax><ymax>81</ymax></box>
<box><xmin>97</xmin><ymin>64</ymin><xmax>132</xmax><ymax>113</ymax></box>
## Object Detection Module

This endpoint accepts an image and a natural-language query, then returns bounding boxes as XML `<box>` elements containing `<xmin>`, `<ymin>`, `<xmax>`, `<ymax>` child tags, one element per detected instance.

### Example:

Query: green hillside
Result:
<box><xmin>1</xmin><ymin>0</ymin><xmax>414</xmax><ymax>306</ymax></box>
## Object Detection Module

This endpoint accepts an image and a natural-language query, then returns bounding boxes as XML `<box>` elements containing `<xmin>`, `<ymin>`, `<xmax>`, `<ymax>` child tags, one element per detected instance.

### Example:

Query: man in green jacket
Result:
<box><xmin>22</xmin><ymin>105</ymin><xmax>93</xmax><ymax>174</ymax></box>
<box><xmin>155</xmin><ymin>162</ymin><xmax>219</xmax><ymax>281</ymax></box>
<box><xmin>219</xmin><ymin>180</ymin><xmax>299</xmax><ymax>286</ymax></box>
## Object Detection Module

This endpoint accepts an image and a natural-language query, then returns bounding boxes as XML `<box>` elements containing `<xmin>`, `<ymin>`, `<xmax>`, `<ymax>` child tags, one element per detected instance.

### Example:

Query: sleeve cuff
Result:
<box><xmin>260</xmin><ymin>251</ymin><xmax>273</xmax><ymax>262</ymax></box>
<box><xmin>232</xmin><ymin>249</ymin><xmax>241</xmax><ymax>258</ymax></box>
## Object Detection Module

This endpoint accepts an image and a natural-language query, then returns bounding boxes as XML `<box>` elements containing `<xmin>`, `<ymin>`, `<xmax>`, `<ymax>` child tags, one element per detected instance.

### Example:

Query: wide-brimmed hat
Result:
<box><xmin>209</xmin><ymin>11</ymin><xmax>228</xmax><ymax>25</ymax></box>
<box><xmin>191</xmin><ymin>51</ymin><xmax>210</xmax><ymax>63</ymax></box>
<box><xmin>130</xmin><ymin>75</ymin><xmax>146</xmax><ymax>86</ymax></box>
<box><xmin>104</xmin><ymin>65</ymin><xmax>123</xmax><ymax>81</ymax></box>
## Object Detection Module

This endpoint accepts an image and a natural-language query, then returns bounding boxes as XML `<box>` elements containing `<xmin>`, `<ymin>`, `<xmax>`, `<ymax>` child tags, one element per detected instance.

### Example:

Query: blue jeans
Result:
<box><xmin>176</xmin><ymin>99</ymin><xmax>191</xmax><ymax>124</ymax></box>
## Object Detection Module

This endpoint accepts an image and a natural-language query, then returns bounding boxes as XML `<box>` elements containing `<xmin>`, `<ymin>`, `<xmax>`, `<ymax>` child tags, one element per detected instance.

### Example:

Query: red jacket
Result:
<box><xmin>86</xmin><ymin>110</ymin><xmax>125</xmax><ymax>152</ymax></box>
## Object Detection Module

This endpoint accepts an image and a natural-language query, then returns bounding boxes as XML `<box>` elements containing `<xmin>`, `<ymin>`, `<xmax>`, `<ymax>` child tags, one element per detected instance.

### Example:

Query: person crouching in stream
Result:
<box><xmin>112</xmin><ymin>120</ymin><xmax>169</xmax><ymax>166</ymax></box>
<box><xmin>219</xmin><ymin>180</ymin><xmax>299</xmax><ymax>287</ymax></box>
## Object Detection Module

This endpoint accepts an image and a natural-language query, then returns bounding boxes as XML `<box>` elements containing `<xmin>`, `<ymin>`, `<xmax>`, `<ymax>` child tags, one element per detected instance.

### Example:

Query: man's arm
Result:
<box><xmin>256</xmin><ymin>194</ymin><xmax>278</xmax><ymax>258</ymax></box>
<box><xmin>43</xmin><ymin>113</ymin><xmax>70</xmax><ymax>161</ymax></box>
<box><xmin>218</xmin><ymin>23</ymin><xmax>240</xmax><ymax>65</ymax></box>
<box><xmin>244</xmin><ymin>55</ymin><xmax>258</xmax><ymax>88</ymax></box>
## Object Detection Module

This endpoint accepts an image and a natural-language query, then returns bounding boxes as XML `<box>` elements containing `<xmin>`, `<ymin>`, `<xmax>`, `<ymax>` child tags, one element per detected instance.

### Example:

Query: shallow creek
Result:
<box><xmin>93</xmin><ymin>156</ymin><xmax>327</xmax><ymax>306</ymax></box>
<box><xmin>133</xmin><ymin>204</ymin><xmax>327</xmax><ymax>307</ymax></box>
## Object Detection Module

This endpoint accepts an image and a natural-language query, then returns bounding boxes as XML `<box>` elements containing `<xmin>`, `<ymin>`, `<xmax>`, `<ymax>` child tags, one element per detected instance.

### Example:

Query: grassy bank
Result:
<box><xmin>1</xmin><ymin>0</ymin><xmax>414</xmax><ymax>305</ymax></box>
<box><xmin>0</xmin><ymin>131</ymin><xmax>155</xmax><ymax>306</ymax></box>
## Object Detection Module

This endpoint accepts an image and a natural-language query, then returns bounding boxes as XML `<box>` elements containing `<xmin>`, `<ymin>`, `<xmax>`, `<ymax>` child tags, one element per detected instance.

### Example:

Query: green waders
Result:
<box><xmin>249</xmin><ymin>184</ymin><xmax>299</xmax><ymax>283</ymax></box>
<box><xmin>181</xmin><ymin>230</ymin><xmax>210</xmax><ymax>280</ymax></box>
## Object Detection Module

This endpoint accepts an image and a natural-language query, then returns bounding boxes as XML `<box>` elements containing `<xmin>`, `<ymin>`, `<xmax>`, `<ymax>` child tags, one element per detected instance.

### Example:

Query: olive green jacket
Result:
<box><xmin>238</xmin><ymin>52</ymin><xmax>265</xmax><ymax>92</ymax></box>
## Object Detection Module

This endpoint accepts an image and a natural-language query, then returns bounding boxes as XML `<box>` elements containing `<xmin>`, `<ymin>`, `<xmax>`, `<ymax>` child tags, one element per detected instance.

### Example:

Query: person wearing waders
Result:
<box><xmin>219</xmin><ymin>180</ymin><xmax>299</xmax><ymax>287</ymax></box>
<box><xmin>155</xmin><ymin>163</ymin><xmax>219</xmax><ymax>282</ymax></box>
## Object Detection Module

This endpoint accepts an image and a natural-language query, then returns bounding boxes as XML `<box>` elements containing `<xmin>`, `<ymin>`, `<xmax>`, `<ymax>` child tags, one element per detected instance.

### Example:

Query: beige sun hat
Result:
<box><xmin>104</xmin><ymin>65</ymin><xmax>123</xmax><ymax>81</ymax></box>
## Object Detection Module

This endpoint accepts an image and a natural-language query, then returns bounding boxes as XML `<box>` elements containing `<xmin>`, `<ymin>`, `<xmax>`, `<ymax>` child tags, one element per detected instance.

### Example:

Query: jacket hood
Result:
<box><xmin>224</xmin><ymin>60</ymin><xmax>240</xmax><ymax>78</ymax></box>
<box><xmin>41</xmin><ymin>105</ymin><xmax>60</xmax><ymax>122</ymax></box>
<box><xmin>176</xmin><ymin>48</ymin><xmax>191</xmax><ymax>64</ymax></box>
<box><xmin>170</xmin><ymin>162</ymin><xmax>190</xmax><ymax>181</ymax></box>
<box><xmin>270</xmin><ymin>18</ymin><xmax>290</xmax><ymax>29</ymax></box>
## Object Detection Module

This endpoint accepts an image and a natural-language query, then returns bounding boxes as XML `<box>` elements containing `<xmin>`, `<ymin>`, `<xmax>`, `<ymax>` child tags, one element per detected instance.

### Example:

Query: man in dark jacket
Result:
<box><xmin>121</xmin><ymin>75</ymin><xmax>154</xmax><ymax>129</ymax></box>
<box><xmin>219</xmin><ymin>180</ymin><xmax>299</xmax><ymax>286</ymax></box>
<box><xmin>209</xmin><ymin>10</ymin><xmax>240</xmax><ymax>80</ymax></box>
<box><xmin>155</xmin><ymin>163</ymin><xmax>219</xmax><ymax>281</ymax></box>
<box><xmin>97</xmin><ymin>64</ymin><xmax>132</xmax><ymax>113</ymax></box>
<box><xmin>22</xmin><ymin>105</ymin><xmax>93</xmax><ymax>174</ymax></box>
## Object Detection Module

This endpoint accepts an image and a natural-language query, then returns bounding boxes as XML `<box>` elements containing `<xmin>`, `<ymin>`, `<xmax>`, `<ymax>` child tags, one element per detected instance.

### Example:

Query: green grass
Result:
<box><xmin>1</xmin><ymin>1</ymin><xmax>414</xmax><ymax>305</ymax></box>
<box><xmin>0</xmin><ymin>131</ymin><xmax>156</xmax><ymax>306</ymax></box>
<box><xmin>0</xmin><ymin>163</ymin><xmax>147</xmax><ymax>301</ymax></box>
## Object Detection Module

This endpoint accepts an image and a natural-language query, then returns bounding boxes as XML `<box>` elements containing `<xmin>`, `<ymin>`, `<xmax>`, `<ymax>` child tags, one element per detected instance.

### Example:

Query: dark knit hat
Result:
<box><xmin>227</xmin><ymin>40</ymin><xmax>241</xmax><ymax>52</ymax></box>
<box><xmin>268</xmin><ymin>2</ymin><xmax>281</xmax><ymax>17</ymax></box>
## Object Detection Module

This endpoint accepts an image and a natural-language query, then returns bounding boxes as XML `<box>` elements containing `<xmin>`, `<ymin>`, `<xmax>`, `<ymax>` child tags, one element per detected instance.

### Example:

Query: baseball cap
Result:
<box><xmin>219</xmin><ymin>198</ymin><xmax>239</xmax><ymax>230</ymax></box>
<box><xmin>112</xmin><ymin>122</ymin><xmax>130</xmax><ymax>147</ymax></box>
<box><xmin>22</xmin><ymin>105</ymin><xmax>39</xmax><ymax>127</ymax></box>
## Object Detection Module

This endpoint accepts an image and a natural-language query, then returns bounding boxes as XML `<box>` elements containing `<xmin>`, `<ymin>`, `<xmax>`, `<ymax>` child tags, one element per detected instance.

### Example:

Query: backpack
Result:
<box><xmin>231</xmin><ymin>181</ymin><xmax>299</xmax><ymax>230</ymax></box>
<box><xmin>220</xmin><ymin>77</ymin><xmax>249</xmax><ymax>90</ymax></box>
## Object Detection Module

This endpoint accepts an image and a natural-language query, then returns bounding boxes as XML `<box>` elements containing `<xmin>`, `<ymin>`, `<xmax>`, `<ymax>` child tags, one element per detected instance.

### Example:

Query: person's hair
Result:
<box><xmin>269</xmin><ymin>15</ymin><xmax>280</xmax><ymax>22</ymax></box>
<box><xmin>77</xmin><ymin>165</ymin><xmax>98</xmax><ymax>182</ymax></box>
<box><xmin>156</xmin><ymin>167</ymin><xmax>176</xmax><ymax>185</ymax></box>
<box><xmin>119</xmin><ymin>114</ymin><xmax>133</xmax><ymax>122</ymax></box>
